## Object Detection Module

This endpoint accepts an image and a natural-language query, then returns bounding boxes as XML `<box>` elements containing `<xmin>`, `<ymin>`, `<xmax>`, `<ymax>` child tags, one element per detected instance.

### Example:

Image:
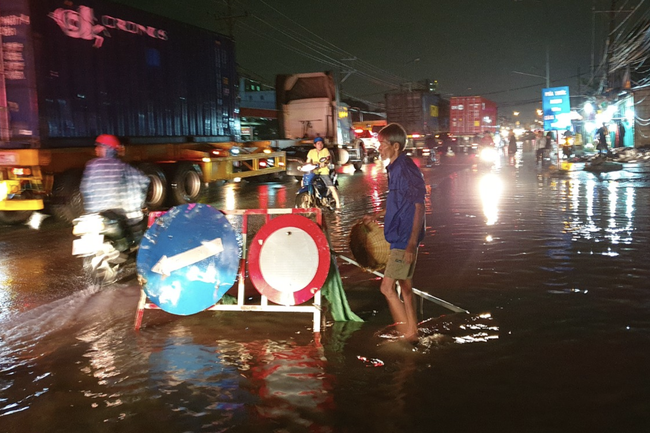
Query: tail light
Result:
<box><xmin>12</xmin><ymin>167</ymin><xmax>32</xmax><ymax>177</ymax></box>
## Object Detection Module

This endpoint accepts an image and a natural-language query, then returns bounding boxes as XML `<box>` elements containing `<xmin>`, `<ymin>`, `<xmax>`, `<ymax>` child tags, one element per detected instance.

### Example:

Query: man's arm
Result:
<box><xmin>404</xmin><ymin>202</ymin><xmax>424</xmax><ymax>264</ymax></box>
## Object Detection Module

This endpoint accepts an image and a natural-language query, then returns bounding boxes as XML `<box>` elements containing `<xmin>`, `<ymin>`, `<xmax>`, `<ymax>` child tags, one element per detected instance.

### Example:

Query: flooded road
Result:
<box><xmin>2</xmin><ymin>150</ymin><xmax>650</xmax><ymax>432</ymax></box>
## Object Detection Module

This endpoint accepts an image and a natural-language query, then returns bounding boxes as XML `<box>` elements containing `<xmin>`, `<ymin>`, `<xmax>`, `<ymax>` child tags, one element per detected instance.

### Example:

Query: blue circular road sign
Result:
<box><xmin>137</xmin><ymin>204</ymin><xmax>241</xmax><ymax>316</ymax></box>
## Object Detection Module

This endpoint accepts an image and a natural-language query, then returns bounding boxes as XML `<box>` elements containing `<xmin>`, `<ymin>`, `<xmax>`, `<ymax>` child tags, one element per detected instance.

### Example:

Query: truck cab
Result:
<box><xmin>276</xmin><ymin>72</ymin><xmax>365</xmax><ymax>171</ymax></box>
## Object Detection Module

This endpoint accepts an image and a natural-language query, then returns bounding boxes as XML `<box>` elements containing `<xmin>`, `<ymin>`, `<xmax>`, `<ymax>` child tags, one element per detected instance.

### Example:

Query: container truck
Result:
<box><xmin>385</xmin><ymin>91</ymin><xmax>449</xmax><ymax>155</ymax></box>
<box><xmin>276</xmin><ymin>72</ymin><xmax>365</xmax><ymax>172</ymax></box>
<box><xmin>0</xmin><ymin>0</ymin><xmax>285</xmax><ymax>224</ymax></box>
<box><xmin>450</xmin><ymin>96</ymin><xmax>498</xmax><ymax>139</ymax></box>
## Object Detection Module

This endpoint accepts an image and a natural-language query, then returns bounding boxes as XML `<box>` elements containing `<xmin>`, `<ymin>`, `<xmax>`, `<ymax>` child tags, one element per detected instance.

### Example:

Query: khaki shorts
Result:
<box><xmin>384</xmin><ymin>248</ymin><xmax>418</xmax><ymax>281</ymax></box>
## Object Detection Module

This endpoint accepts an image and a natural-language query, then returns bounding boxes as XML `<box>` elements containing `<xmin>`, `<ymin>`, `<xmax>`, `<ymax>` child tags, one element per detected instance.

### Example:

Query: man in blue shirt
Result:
<box><xmin>366</xmin><ymin>123</ymin><xmax>426</xmax><ymax>344</ymax></box>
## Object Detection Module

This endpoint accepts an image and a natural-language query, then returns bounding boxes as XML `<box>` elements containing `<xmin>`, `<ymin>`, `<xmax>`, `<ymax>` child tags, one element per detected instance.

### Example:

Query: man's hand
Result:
<box><xmin>404</xmin><ymin>243</ymin><xmax>416</xmax><ymax>264</ymax></box>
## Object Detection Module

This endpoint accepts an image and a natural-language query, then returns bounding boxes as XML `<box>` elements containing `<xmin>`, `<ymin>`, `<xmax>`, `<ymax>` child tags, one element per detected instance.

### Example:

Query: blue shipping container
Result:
<box><xmin>0</xmin><ymin>0</ymin><xmax>239</xmax><ymax>148</ymax></box>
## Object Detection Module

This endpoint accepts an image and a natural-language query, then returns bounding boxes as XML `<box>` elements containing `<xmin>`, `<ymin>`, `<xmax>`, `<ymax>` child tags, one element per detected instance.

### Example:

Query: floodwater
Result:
<box><xmin>2</xmin><ymin>149</ymin><xmax>650</xmax><ymax>432</ymax></box>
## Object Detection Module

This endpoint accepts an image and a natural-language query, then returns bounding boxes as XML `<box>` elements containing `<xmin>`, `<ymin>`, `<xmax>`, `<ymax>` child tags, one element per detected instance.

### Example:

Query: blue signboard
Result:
<box><xmin>542</xmin><ymin>86</ymin><xmax>571</xmax><ymax>131</ymax></box>
<box><xmin>137</xmin><ymin>204</ymin><xmax>241</xmax><ymax>316</ymax></box>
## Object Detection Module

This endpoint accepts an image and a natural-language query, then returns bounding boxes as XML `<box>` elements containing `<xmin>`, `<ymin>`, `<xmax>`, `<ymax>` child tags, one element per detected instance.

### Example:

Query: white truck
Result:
<box><xmin>275</xmin><ymin>72</ymin><xmax>366</xmax><ymax>172</ymax></box>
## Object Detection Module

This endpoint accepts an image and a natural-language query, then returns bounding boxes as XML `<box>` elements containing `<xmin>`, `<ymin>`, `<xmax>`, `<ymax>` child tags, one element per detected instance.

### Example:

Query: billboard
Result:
<box><xmin>542</xmin><ymin>86</ymin><xmax>571</xmax><ymax>131</ymax></box>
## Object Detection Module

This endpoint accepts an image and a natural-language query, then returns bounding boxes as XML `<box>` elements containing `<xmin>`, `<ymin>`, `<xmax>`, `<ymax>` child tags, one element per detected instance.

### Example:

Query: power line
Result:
<box><xmin>230</xmin><ymin>0</ymin><xmax>408</xmax><ymax>96</ymax></box>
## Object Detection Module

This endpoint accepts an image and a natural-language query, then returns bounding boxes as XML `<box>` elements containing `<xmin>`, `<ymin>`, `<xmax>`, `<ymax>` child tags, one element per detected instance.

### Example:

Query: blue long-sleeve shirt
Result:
<box><xmin>384</xmin><ymin>153</ymin><xmax>426</xmax><ymax>249</ymax></box>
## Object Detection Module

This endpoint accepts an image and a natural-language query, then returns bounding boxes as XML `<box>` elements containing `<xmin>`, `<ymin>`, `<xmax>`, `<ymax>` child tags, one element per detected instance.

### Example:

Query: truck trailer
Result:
<box><xmin>450</xmin><ymin>96</ymin><xmax>498</xmax><ymax>138</ymax></box>
<box><xmin>0</xmin><ymin>0</ymin><xmax>285</xmax><ymax>224</ymax></box>
<box><xmin>385</xmin><ymin>91</ymin><xmax>449</xmax><ymax>155</ymax></box>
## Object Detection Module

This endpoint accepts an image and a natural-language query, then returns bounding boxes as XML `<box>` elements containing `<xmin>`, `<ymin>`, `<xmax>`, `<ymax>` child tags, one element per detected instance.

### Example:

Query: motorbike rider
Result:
<box><xmin>306</xmin><ymin>136</ymin><xmax>341</xmax><ymax>213</ymax></box>
<box><xmin>562</xmin><ymin>127</ymin><xmax>575</xmax><ymax>158</ymax></box>
<box><xmin>480</xmin><ymin>131</ymin><xmax>495</xmax><ymax>147</ymax></box>
<box><xmin>79</xmin><ymin>134</ymin><xmax>150</xmax><ymax>240</ymax></box>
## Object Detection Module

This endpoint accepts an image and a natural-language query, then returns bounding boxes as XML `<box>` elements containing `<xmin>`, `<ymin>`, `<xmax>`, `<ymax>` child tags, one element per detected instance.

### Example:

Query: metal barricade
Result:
<box><xmin>134</xmin><ymin>208</ymin><xmax>325</xmax><ymax>332</ymax></box>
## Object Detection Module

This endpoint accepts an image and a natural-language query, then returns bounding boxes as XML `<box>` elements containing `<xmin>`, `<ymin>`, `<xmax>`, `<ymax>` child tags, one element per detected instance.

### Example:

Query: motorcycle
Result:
<box><xmin>72</xmin><ymin>210</ymin><xmax>145</xmax><ymax>285</ymax></box>
<box><xmin>561</xmin><ymin>135</ymin><xmax>575</xmax><ymax>158</ymax></box>
<box><xmin>295</xmin><ymin>157</ymin><xmax>338</xmax><ymax>210</ymax></box>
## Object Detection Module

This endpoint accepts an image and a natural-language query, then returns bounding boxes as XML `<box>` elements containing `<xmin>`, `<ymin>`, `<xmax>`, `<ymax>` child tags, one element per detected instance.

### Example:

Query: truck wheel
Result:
<box><xmin>50</xmin><ymin>170</ymin><xmax>84</xmax><ymax>224</ymax></box>
<box><xmin>138</xmin><ymin>163</ymin><xmax>167</xmax><ymax>210</ymax></box>
<box><xmin>0</xmin><ymin>210</ymin><xmax>33</xmax><ymax>225</ymax></box>
<box><xmin>295</xmin><ymin>192</ymin><xmax>313</xmax><ymax>209</ymax></box>
<box><xmin>171</xmin><ymin>162</ymin><xmax>203</xmax><ymax>205</ymax></box>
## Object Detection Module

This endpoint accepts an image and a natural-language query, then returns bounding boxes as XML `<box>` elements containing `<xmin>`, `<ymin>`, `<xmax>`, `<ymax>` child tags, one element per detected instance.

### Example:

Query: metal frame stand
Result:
<box><xmin>134</xmin><ymin>208</ymin><xmax>325</xmax><ymax>332</ymax></box>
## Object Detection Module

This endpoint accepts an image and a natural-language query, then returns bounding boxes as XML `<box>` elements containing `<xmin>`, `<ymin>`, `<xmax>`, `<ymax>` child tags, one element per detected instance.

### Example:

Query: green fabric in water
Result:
<box><xmin>321</xmin><ymin>253</ymin><xmax>363</xmax><ymax>322</ymax></box>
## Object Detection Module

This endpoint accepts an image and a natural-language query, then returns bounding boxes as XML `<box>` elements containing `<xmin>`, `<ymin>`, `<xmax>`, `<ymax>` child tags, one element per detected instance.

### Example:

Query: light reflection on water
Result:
<box><xmin>3</xmin><ymin>156</ymin><xmax>650</xmax><ymax>431</ymax></box>
<box><xmin>561</xmin><ymin>175</ymin><xmax>636</xmax><ymax>247</ymax></box>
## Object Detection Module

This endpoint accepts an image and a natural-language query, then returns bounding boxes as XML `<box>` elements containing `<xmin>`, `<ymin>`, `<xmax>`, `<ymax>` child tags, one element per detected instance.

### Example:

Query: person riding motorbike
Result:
<box><xmin>79</xmin><ymin>134</ymin><xmax>150</xmax><ymax>241</ymax></box>
<box><xmin>562</xmin><ymin>127</ymin><xmax>575</xmax><ymax>158</ymax></box>
<box><xmin>306</xmin><ymin>137</ymin><xmax>341</xmax><ymax>213</ymax></box>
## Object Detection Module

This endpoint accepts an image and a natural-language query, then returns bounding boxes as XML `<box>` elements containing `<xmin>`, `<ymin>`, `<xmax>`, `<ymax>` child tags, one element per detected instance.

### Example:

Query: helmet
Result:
<box><xmin>95</xmin><ymin>134</ymin><xmax>121</xmax><ymax>150</ymax></box>
<box><xmin>313</xmin><ymin>136</ymin><xmax>324</xmax><ymax>144</ymax></box>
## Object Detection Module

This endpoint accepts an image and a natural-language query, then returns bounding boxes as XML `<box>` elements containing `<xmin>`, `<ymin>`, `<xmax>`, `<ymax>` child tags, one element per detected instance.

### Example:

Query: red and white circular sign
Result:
<box><xmin>248</xmin><ymin>214</ymin><xmax>330</xmax><ymax>306</ymax></box>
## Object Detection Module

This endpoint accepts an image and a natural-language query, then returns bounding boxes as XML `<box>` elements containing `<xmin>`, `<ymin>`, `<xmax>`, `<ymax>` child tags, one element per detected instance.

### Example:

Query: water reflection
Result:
<box><xmin>479</xmin><ymin>173</ymin><xmax>503</xmax><ymax>226</ymax></box>
<box><xmin>143</xmin><ymin>324</ymin><xmax>332</xmax><ymax>430</ymax></box>
<box><xmin>0</xmin><ymin>255</ymin><xmax>49</xmax><ymax>319</ymax></box>
<box><xmin>245</xmin><ymin>339</ymin><xmax>331</xmax><ymax>427</ymax></box>
<box><xmin>224</xmin><ymin>184</ymin><xmax>237</xmax><ymax>211</ymax></box>
<box><xmin>562</xmin><ymin>175</ymin><xmax>635</xmax><ymax>247</ymax></box>
<box><xmin>146</xmin><ymin>331</ymin><xmax>250</xmax><ymax>428</ymax></box>
<box><xmin>367</xmin><ymin>160</ymin><xmax>387</xmax><ymax>214</ymax></box>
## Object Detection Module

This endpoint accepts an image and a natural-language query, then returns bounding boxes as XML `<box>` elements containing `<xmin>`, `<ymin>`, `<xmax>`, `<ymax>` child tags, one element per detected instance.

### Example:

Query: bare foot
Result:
<box><xmin>402</xmin><ymin>332</ymin><xmax>419</xmax><ymax>345</ymax></box>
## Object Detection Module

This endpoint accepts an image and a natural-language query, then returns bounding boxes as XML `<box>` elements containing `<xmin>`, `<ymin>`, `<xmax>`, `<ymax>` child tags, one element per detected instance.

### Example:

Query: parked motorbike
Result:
<box><xmin>72</xmin><ymin>210</ymin><xmax>145</xmax><ymax>285</ymax></box>
<box><xmin>295</xmin><ymin>157</ymin><xmax>338</xmax><ymax>210</ymax></box>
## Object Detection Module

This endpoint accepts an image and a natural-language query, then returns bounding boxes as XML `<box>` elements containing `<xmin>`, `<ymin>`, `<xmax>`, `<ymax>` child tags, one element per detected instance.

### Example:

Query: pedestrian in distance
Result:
<box><xmin>364</xmin><ymin>123</ymin><xmax>426</xmax><ymax>344</ymax></box>
<box><xmin>545</xmin><ymin>131</ymin><xmax>554</xmax><ymax>149</ymax></box>
<box><xmin>535</xmin><ymin>130</ymin><xmax>546</xmax><ymax>164</ymax></box>
<box><xmin>80</xmin><ymin>134</ymin><xmax>150</xmax><ymax>234</ymax></box>
<box><xmin>596</xmin><ymin>123</ymin><xmax>609</xmax><ymax>155</ymax></box>
<box><xmin>306</xmin><ymin>136</ymin><xmax>342</xmax><ymax>213</ymax></box>
<box><xmin>508</xmin><ymin>130</ymin><xmax>517</xmax><ymax>155</ymax></box>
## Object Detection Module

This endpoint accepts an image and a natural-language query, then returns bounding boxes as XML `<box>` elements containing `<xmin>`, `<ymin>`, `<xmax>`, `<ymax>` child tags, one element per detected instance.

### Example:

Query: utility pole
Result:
<box><xmin>593</xmin><ymin>1</ymin><xmax>635</xmax><ymax>92</ymax></box>
<box><xmin>545</xmin><ymin>46</ymin><xmax>550</xmax><ymax>88</ymax></box>
<box><xmin>601</xmin><ymin>0</ymin><xmax>618</xmax><ymax>92</ymax></box>
<box><xmin>213</xmin><ymin>0</ymin><xmax>249</xmax><ymax>39</ymax></box>
<box><xmin>591</xmin><ymin>2</ymin><xmax>596</xmax><ymax>78</ymax></box>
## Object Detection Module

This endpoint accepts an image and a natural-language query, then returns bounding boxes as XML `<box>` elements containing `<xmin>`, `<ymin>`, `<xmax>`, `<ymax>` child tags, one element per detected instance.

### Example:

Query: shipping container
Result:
<box><xmin>385</xmin><ymin>91</ymin><xmax>449</xmax><ymax>153</ymax></box>
<box><xmin>450</xmin><ymin>96</ymin><xmax>498</xmax><ymax>137</ymax></box>
<box><xmin>0</xmin><ymin>0</ymin><xmax>239</xmax><ymax>147</ymax></box>
<box><xmin>0</xmin><ymin>0</ymin><xmax>285</xmax><ymax>224</ymax></box>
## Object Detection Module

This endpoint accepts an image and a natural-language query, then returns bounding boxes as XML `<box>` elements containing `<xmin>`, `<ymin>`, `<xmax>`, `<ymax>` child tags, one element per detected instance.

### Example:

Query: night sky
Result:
<box><xmin>118</xmin><ymin>0</ymin><xmax>643</xmax><ymax>124</ymax></box>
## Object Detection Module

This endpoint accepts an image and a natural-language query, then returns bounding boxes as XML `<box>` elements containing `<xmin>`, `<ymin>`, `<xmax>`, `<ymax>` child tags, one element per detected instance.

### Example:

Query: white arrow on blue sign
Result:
<box><xmin>136</xmin><ymin>204</ymin><xmax>241</xmax><ymax>316</ymax></box>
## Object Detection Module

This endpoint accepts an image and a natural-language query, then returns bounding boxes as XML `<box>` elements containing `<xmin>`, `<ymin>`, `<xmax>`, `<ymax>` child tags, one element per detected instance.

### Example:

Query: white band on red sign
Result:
<box><xmin>248</xmin><ymin>214</ymin><xmax>330</xmax><ymax>306</ymax></box>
